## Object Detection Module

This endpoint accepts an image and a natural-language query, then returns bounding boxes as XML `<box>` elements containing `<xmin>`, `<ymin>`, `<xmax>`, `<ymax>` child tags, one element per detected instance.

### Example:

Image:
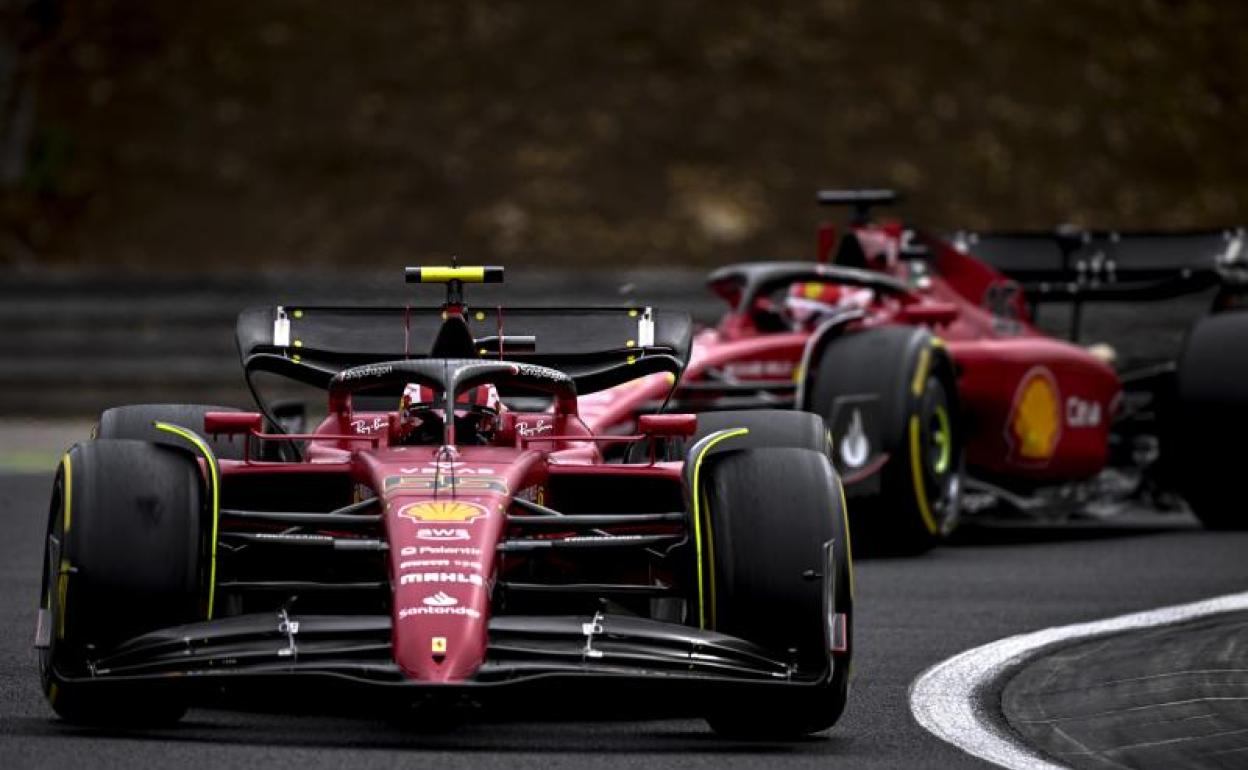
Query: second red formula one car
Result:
<box><xmin>36</xmin><ymin>267</ymin><xmax>852</xmax><ymax>738</ymax></box>
<box><xmin>586</xmin><ymin>190</ymin><xmax>1248</xmax><ymax>552</ymax></box>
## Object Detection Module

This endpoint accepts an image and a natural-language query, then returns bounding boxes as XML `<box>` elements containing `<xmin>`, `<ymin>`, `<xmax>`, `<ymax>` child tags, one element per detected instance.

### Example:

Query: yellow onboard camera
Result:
<box><xmin>405</xmin><ymin>266</ymin><xmax>504</xmax><ymax>284</ymax></box>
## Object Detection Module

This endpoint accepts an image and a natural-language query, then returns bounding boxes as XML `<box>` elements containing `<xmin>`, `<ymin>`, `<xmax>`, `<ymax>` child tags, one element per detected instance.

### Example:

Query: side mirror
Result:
<box><xmin>638</xmin><ymin>414</ymin><xmax>698</xmax><ymax>438</ymax></box>
<box><xmin>204</xmin><ymin>411</ymin><xmax>263</xmax><ymax>436</ymax></box>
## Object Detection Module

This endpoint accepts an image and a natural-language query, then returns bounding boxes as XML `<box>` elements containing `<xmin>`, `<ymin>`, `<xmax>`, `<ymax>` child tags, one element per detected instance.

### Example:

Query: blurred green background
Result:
<box><xmin>2</xmin><ymin>0</ymin><xmax>1246</xmax><ymax>271</ymax></box>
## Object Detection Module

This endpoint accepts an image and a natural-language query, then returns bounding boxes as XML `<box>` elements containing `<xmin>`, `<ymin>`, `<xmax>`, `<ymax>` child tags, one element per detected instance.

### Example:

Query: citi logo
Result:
<box><xmin>423</xmin><ymin>592</ymin><xmax>458</xmax><ymax>607</ymax></box>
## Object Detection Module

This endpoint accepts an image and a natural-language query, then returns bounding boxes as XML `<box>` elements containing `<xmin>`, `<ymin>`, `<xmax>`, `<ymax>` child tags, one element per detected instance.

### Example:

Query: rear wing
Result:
<box><xmin>236</xmin><ymin>304</ymin><xmax>693</xmax><ymax>395</ymax></box>
<box><xmin>950</xmin><ymin>229</ymin><xmax>1247</xmax><ymax>302</ymax></box>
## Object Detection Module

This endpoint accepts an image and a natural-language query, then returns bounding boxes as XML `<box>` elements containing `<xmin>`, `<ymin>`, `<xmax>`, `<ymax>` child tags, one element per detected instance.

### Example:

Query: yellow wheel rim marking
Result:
<box><xmin>155</xmin><ymin>422</ymin><xmax>221</xmax><ymax>619</ymax></box>
<box><xmin>54</xmin><ymin>453</ymin><xmax>72</xmax><ymax>641</ymax></box>
<box><xmin>837</xmin><ymin>477</ymin><xmax>855</xmax><ymax>599</ymax></box>
<box><xmin>910</xmin><ymin>346</ymin><xmax>932</xmax><ymax>396</ymax></box>
<box><xmin>690</xmin><ymin>428</ymin><xmax>749</xmax><ymax>629</ymax></box>
<box><xmin>909</xmin><ymin>415</ymin><xmax>939</xmax><ymax>536</ymax></box>
<box><xmin>61</xmin><ymin>453</ymin><xmax>72</xmax><ymax>534</ymax></box>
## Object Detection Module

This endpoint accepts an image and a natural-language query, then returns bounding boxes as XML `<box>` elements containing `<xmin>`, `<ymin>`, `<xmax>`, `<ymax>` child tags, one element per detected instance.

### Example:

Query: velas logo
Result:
<box><xmin>1006</xmin><ymin>367</ymin><xmax>1061</xmax><ymax>463</ymax></box>
<box><xmin>399</xmin><ymin>501</ymin><xmax>487</xmax><ymax>524</ymax></box>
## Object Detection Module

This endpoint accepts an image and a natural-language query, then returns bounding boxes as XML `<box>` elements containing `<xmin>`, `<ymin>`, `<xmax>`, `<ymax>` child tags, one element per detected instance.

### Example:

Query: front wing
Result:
<box><xmin>48</xmin><ymin>612</ymin><xmax>842</xmax><ymax>715</ymax></box>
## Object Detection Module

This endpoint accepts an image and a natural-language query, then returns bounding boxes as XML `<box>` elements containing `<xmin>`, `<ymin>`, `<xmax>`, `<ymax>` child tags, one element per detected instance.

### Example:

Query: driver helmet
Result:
<box><xmin>399</xmin><ymin>382</ymin><xmax>503</xmax><ymax>441</ymax></box>
<box><xmin>785</xmin><ymin>281</ymin><xmax>872</xmax><ymax>327</ymax></box>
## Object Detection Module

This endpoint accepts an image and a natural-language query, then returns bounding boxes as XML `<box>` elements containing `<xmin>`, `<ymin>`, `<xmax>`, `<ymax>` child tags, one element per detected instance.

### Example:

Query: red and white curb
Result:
<box><xmin>908</xmin><ymin>591</ymin><xmax>1248</xmax><ymax>769</ymax></box>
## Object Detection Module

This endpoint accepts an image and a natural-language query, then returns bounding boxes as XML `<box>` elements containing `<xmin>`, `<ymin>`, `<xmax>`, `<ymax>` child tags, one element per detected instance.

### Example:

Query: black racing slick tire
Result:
<box><xmin>693</xmin><ymin>446</ymin><xmax>853</xmax><ymax>739</ymax></box>
<box><xmin>692</xmin><ymin>409</ymin><xmax>831</xmax><ymax>456</ymax></box>
<box><xmin>808</xmin><ymin>326</ymin><xmax>962</xmax><ymax>554</ymax></box>
<box><xmin>97</xmin><ymin>403</ymin><xmax>246</xmax><ymax>460</ymax></box>
<box><xmin>1170</xmin><ymin>312</ymin><xmax>1248</xmax><ymax>529</ymax></box>
<box><xmin>37</xmin><ymin>440</ymin><xmax>207</xmax><ymax>725</ymax></box>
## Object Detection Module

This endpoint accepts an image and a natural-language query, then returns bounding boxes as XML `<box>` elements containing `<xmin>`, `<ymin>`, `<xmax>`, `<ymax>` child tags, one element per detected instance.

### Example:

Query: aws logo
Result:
<box><xmin>398</xmin><ymin>501</ymin><xmax>487</xmax><ymax>524</ymax></box>
<box><xmin>1005</xmin><ymin>367</ymin><xmax>1061</xmax><ymax>463</ymax></box>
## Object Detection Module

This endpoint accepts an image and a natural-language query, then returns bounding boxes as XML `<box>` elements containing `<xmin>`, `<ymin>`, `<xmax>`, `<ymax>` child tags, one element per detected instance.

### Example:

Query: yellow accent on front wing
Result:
<box><xmin>155</xmin><ymin>422</ymin><xmax>221</xmax><ymax>619</ymax></box>
<box><xmin>690</xmin><ymin>428</ymin><xmax>750</xmax><ymax>630</ymax></box>
<box><xmin>418</xmin><ymin>266</ymin><xmax>486</xmax><ymax>283</ymax></box>
<box><xmin>908</xmin><ymin>415</ymin><xmax>939</xmax><ymax>535</ymax></box>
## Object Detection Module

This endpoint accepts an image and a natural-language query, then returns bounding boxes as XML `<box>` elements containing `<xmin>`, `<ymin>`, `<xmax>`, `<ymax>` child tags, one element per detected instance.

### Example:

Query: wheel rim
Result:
<box><xmin>918</xmin><ymin>375</ymin><xmax>961</xmax><ymax>535</ymax></box>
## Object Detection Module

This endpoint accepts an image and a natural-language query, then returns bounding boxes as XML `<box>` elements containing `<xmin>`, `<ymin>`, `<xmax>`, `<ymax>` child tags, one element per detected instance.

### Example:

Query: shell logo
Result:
<box><xmin>398</xmin><ymin>500</ymin><xmax>487</xmax><ymax>523</ymax></box>
<box><xmin>1007</xmin><ymin>367</ymin><xmax>1061</xmax><ymax>462</ymax></box>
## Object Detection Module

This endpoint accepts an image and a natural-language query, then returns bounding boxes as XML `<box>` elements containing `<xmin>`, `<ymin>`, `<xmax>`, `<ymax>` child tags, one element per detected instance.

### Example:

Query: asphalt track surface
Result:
<box><xmin>3</xmin><ymin>471</ymin><xmax>1248</xmax><ymax>769</ymax></box>
<box><xmin>1004</xmin><ymin>609</ymin><xmax>1248</xmax><ymax>768</ymax></box>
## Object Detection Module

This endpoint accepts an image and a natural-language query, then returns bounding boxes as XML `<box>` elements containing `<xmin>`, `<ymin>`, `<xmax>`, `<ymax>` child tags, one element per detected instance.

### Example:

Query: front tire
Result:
<box><xmin>692</xmin><ymin>409</ymin><xmax>831</xmax><ymax>455</ymax></box>
<box><xmin>808</xmin><ymin>326</ymin><xmax>962</xmax><ymax>554</ymax></box>
<box><xmin>97</xmin><ymin>403</ymin><xmax>246</xmax><ymax>460</ymax></box>
<box><xmin>1170</xmin><ymin>312</ymin><xmax>1248</xmax><ymax>529</ymax></box>
<box><xmin>38</xmin><ymin>440</ymin><xmax>206</xmax><ymax>725</ymax></box>
<box><xmin>694</xmin><ymin>446</ymin><xmax>853</xmax><ymax>738</ymax></box>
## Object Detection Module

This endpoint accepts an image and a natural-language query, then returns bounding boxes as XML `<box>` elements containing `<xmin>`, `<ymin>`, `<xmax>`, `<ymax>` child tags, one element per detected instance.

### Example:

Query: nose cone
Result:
<box><xmin>387</xmin><ymin>497</ymin><xmax>500</xmax><ymax>682</ymax></box>
<box><xmin>394</xmin><ymin>578</ymin><xmax>490</xmax><ymax>681</ymax></box>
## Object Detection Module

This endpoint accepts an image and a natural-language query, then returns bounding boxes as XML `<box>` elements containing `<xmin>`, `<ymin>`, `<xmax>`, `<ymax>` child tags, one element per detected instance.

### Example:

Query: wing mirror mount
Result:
<box><xmin>203</xmin><ymin>412</ymin><xmax>264</xmax><ymax>436</ymax></box>
<box><xmin>638</xmin><ymin>414</ymin><xmax>698</xmax><ymax>438</ymax></box>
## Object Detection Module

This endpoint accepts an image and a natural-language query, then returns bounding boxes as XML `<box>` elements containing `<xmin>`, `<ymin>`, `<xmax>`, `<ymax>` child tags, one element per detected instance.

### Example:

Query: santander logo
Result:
<box><xmin>423</xmin><ymin>591</ymin><xmax>457</xmax><ymax>607</ymax></box>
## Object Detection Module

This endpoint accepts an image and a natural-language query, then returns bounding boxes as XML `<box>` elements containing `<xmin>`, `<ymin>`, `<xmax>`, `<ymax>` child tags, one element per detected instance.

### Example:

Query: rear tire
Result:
<box><xmin>38</xmin><ymin>440</ymin><xmax>206</xmax><ymax>725</ymax></box>
<box><xmin>808</xmin><ymin>327</ymin><xmax>962</xmax><ymax>554</ymax></box>
<box><xmin>1170</xmin><ymin>312</ymin><xmax>1248</xmax><ymax>529</ymax></box>
<box><xmin>97</xmin><ymin>403</ymin><xmax>246</xmax><ymax>460</ymax></box>
<box><xmin>695</xmin><ymin>447</ymin><xmax>853</xmax><ymax>738</ymax></box>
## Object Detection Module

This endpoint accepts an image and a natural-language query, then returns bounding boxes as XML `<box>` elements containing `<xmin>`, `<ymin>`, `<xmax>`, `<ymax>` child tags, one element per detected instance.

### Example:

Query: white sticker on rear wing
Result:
<box><xmin>273</xmin><ymin>306</ymin><xmax>291</xmax><ymax>347</ymax></box>
<box><xmin>638</xmin><ymin>307</ymin><xmax>655</xmax><ymax>348</ymax></box>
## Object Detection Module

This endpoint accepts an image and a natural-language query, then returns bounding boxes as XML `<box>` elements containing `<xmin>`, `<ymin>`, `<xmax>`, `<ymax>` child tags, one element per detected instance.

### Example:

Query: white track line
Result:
<box><xmin>909</xmin><ymin>590</ymin><xmax>1248</xmax><ymax>769</ymax></box>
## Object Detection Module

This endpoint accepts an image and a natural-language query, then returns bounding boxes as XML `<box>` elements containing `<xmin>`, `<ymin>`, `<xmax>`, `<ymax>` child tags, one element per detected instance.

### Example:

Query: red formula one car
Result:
<box><xmin>36</xmin><ymin>267</ymin><xmax>852</xmax><ymax>738</ymax></box>
<box><xmin>586</xmin><ymin>190</ymin><xmax>1248</xmax><ymax>552</ymax></box>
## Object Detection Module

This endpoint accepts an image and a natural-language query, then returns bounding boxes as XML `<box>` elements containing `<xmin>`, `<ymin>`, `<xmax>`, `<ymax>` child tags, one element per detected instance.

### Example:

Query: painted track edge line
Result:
<box><xmin>908</xmin><ymin>590</ymin><xmax>1248</xmax><ymax>770</ymax></box>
